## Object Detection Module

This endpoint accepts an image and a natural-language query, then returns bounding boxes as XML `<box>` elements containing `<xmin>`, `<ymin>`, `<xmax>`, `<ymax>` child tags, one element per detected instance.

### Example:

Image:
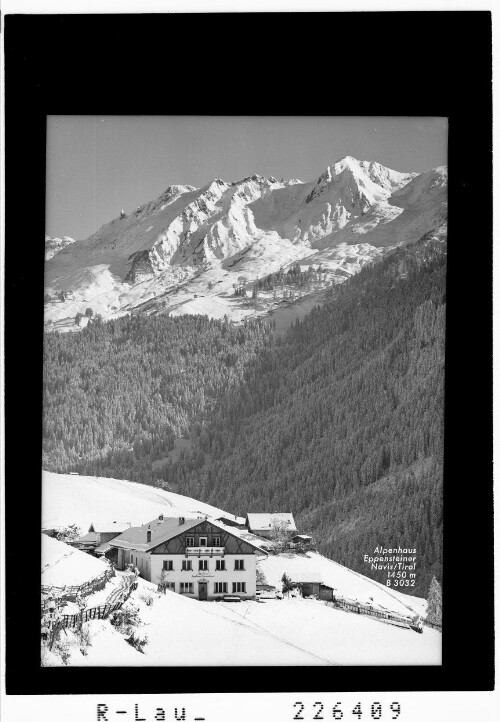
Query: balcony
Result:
<box><xmin>185</xmin><ymin>546</ymin><xmax>225</xmax><ymax>558</ymax></box>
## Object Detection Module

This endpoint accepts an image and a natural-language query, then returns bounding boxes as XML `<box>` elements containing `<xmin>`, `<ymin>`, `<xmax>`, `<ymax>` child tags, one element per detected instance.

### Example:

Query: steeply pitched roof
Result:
<box><xmin>246</xmin><ymin>513</ymin><xmax>297</xmax><ymax>532</ymax></box>
<box><xmin>109</xmin><ymin>517</ymin><xmax>202</xmax><ymax>552</ymax></box>
<box><xmin>109</xmin><ymin>515</ymin><xmax>268</xmax><ymax>555</ymax></box>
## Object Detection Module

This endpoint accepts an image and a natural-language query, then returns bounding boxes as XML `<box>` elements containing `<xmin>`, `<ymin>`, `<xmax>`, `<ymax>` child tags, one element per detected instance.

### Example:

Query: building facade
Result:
<box><xmin>110</xmin><ymin>516</ymin><xmax>265</xmax><ymax>601</ymax></box>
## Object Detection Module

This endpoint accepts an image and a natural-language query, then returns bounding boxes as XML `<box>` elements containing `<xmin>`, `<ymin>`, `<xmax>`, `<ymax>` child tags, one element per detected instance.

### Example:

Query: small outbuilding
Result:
<box><xmin>71</xmin><ymin>521</ymin><xmax>130</xmax><ymax>556</ymax></box>
<box><xmin>295</xmin><ymin>571</ymin><xmax>335</xmax><ymax>601</ymax></box>
<box><xmin>245</xmin><ymin>513</ymin><xmax>297</xmax><ymax>539</ymax></box>
<box><xmin>291</xmin><ymin>534</ymin><xmax>313</xmax><ymax>544</ymax></box>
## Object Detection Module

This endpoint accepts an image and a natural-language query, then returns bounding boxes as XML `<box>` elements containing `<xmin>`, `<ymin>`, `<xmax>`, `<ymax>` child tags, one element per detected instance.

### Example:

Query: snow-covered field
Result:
<box><xmin>43</xmin><ymin>577</ymin><xmax>441</xmax><ymax>667</ymax></box>
<box><xmin>42</xmin><ymin>470</ymin><xmax>243</xmax><ymax>531</ymax></box>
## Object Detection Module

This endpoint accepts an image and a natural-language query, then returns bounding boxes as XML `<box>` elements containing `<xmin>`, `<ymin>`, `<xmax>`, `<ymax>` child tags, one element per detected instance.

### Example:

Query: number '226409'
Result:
<box><xmin>293</xmin><ymin>701</ymin><xmax>402</xmax><ymax>720</ymax></box>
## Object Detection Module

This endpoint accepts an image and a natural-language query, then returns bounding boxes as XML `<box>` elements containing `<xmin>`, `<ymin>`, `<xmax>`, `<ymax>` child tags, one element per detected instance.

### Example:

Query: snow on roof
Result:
<box><xmin>110</xmin><ymin>517</ymin><xmax>201</xmax><ymax>551</ymax></box>
<box><xmin>213</xmin><ymin>520</ymin><xmax>269</xmax><ymax>554</ymax></box>
<box><xmin>110</xmin><ymin>516</ymin><xmax>268</xmax><ymax>554</ymax></box>
<box><xmin>42</xmin><ymin>534</ymin><xmax>109</xmax><ymax>588</ymax></box>
<box><xmin>91</xmin><ymin>522</ymin><xmax>131</xmax><ymax>533</ymax></box>
<box><xmin>293</xmin><ymin>571</ymin><xmax>324</xmax><ymax>583</ymax></box>
<box><xmin>76</xmin><ymin>532</ymin><xmax>99</xmax><ymax>544</ymax></box>
<box><xmin>246</xmin><ymin>513</ymin><xmax>297</xmax><ymax>532</ymax></box>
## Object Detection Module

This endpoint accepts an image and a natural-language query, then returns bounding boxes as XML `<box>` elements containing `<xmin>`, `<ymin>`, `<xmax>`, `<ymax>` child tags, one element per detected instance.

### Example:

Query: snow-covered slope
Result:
<box><xmin>42</xmin><ymin>534</ymin><xmax>109</xmax><ymax>587</ymax></box>
<box><xmin>44</xmin><ymin>577</ymin><xmax>441</xmax><ymax>667</ymax></box>
<box><xmin>42</xmin><ymin>470</ymin><xmax>244</xmax><ymax>531</ymax></box>
<box><xmin>258</xmin><ymin>552</ymin><xmax>426</xmax><ymax>618</ymax></box>
<box><xmin>44</xmin><ymin>157</ymin><xmax>447</xmax><ymax>331</ymax></box>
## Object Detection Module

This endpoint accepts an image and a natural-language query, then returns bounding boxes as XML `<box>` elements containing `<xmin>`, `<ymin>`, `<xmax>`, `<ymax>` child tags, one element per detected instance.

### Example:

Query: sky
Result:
<box><xmin>46</xmin><ymin>116</ymin><xmax>448</xmax><ymax>240</ymax></box>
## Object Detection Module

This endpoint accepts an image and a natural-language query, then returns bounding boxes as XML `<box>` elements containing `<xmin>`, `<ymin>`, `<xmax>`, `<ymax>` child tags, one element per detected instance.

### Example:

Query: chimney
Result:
<box><xmin>146</xmin><ymin>526</ymin><xmax>151</xmax><ymax>543</ymax></box>
<box><xmin>179</xmin><ymin>516</ymin><xmax>185</xmax><ymax>526</ymax></box>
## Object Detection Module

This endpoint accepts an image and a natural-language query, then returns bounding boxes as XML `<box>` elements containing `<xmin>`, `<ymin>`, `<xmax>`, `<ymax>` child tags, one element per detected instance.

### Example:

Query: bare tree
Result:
<box><xmin>270</xmin><ymin>519</ymin><xmax>289</xmax><ymax>553</ymax></box>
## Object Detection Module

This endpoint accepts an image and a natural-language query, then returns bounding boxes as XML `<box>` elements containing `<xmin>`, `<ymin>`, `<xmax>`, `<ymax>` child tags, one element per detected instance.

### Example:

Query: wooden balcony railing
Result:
<box><xmin>184</xmin><ymin>546</ymin><xmax>225</xmax><ymax>558</ymax></box>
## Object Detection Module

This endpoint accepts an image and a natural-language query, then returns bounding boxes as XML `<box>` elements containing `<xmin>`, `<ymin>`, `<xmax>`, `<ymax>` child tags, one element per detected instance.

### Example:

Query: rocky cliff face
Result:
<box><xmin>44</xmin><ymin>156</ymin><xmax>447</xmax><ymax>330</ymax></box>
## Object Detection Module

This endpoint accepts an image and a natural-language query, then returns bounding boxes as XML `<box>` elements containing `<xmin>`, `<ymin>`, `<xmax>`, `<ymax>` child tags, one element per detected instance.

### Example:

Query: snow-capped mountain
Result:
<box><xmin>45</xmin><ymin>235</ymin><xmax>76</xmax><ymax>261</ymax></box>
<box><xmin>44</xmin><ymin>157</ymin><xmax>447</xmax><ymax>330</ymax></box>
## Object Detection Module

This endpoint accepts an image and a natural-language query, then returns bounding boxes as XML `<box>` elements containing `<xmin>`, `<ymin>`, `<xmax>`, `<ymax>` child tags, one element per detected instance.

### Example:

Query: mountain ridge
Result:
<box><xmin>44</xmin><ymin>156</ymin><xmax>447</xmax><ymax>331</ymax></box>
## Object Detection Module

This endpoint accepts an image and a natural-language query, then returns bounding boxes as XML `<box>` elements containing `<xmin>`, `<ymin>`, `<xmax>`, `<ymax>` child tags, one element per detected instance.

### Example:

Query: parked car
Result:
<box><xmin>256</xmin><ymin>589</ymin><xmax>282</xmax><ymax>600</ymax></box>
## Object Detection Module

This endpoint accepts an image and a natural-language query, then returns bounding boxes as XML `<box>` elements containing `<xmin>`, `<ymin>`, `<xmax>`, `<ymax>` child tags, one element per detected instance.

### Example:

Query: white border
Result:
<box><xmin>1</xmin><ymin>3</ymin><xmax>497</xmax><ymax>721</ymax></box>
<box><xmin>1</xmin><ymin>0</ymin><xmax>495</xmax><ymax>14</ymax></box>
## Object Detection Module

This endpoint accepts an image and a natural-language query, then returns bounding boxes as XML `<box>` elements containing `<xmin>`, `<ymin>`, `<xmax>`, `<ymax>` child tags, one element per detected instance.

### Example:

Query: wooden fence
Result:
<box><xmin>44</xmin><ymin>579</ymin><xmax>139</xmax><ymax>649</ymax></box>
<box><xmin>328</xmin><ymin>597</ymin><xmax>413</xmax><ymax>627</ymax></box>
<box><xmin>41</xmin><ymin>568</ymin><xmax>115</xmax><ymax>603</ymax></box>
<box><xmin>61</xmin><ymin>601</ymin><xmax>124</xmax><ymax>628</ymax></box>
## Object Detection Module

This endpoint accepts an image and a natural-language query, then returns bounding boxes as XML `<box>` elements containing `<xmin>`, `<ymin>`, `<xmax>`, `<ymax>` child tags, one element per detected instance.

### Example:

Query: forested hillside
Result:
<box><xmin>43</xmin><ymin>233</ymin><xmax>445</xmax><ymax>595</ymax></box>
<box><xmin>174</xmin><ymin>234</ymin><xmax>446</xmax><ymax>595</ymax></box>
<box><xmin>42</xmin><ymin>315</ymin><xmax>271</xmax><ymax>482</ymax></box>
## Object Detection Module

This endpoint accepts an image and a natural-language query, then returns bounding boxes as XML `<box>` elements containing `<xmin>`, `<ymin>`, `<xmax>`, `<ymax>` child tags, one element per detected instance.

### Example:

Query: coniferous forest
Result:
<box><xmin>43</xmin><ymin>233</ymin><xmax>446</xmax><ymax>596</ymax></box>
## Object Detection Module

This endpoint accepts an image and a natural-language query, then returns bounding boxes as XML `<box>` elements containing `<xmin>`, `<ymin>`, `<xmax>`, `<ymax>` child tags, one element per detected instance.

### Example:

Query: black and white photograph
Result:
<box><xmin>39</xmin><ymin>114</ymin><xmax>446</xmax><ymax>667</ymax></box>
<box><xmin>3</xmin><ymin>7</ymin><xmax>494</xmax><ymax>720</ymax></box>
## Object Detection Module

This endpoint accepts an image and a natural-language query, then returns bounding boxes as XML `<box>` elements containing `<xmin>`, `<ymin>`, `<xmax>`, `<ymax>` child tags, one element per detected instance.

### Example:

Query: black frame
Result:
<box><xmin>4</xmin><ymin>11</ymin><xmax>493</xmax><ymax>695</ymax></box>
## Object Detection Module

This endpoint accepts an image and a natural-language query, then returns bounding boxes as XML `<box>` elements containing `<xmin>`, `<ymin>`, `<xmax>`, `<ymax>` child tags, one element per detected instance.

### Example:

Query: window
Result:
<box><xmin>199</xmin><ymin>559</ymin><xmax>208</xmax><ymax>571</ymax></box>
<box><xmin>214</xmin><ymin>582</ymin><xmax>227</xmax><ymax>594</ymax></box>
<box><xmin>215</xmin><ymin>560</ymin><xmax>226</xmax><ymax>571</ymax></box>
<box><xmin>182</xmin><ymin>560</ymin><xmax>192</xmax><ymax>571</ymax></box>
<box><xmin>163</xmin><ymin>560</ymin><xmax>173</xmax><ymax>571</ymax></box>
<box><xmin>199</xmin><ymin>536</ymin><xmax>208</xmax><ymax>547</ymax></box>
<box><xmin>234</xmin><ymin>559</ymin><xmax>245</xmax><ymax>570</ymax></box>
<box><xmin>180</xmin><ymin>583</ymin><xmax>193</xmax><ymax>594</ymax></box>
<box><xmin>164</xmin><ymin>582</ymin><xmax>175</xmax><ymax>591</ymax></box>
<box><xmin>213</xmin><ymin>536</ymin><xmax>221</xmax><ymax>547</ymax></box>
<box><xmin>185</xmin><ymin>536</ymin><xmax>195</xmax><ymax>547</ymax></box>
<box><xmin>232</xmin><ymin>582</ymin><xmax>246</xmax><ymax>593</ymax></box>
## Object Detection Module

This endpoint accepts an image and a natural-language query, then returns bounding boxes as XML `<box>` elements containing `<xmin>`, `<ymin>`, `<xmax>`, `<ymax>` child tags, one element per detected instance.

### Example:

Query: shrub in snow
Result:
<box><xmin>56</xmin><ymin>524</ymin><xmax>82</xmax><ymax>542</ymax></box>
<box><xmin>126</xmin><ymin>630</ymin><xmax>148</xmax><ymax>653</ymax></box>
<box><xmin>281</xmin><ymin>573</ymin><xmax>294</xmax><ymax>597</ymax></box>
<box><xmin>53</xmin><ymin>637</ymin><xmax>72</xmax><ymax>665</ymax></box>
<box><xmin>139</xmin><ymin>591</ymin><xmax>154</xmax><ymax>607</ymax></box>
<box><xmin>110</xmin><ymin>605</ymin><xmax>141</xmax><ymax>636</ymax></box>
<box><xmin>77</xmin><ymin>623</ymin><xmax>92</xmax><ymax>652</ymax></box>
